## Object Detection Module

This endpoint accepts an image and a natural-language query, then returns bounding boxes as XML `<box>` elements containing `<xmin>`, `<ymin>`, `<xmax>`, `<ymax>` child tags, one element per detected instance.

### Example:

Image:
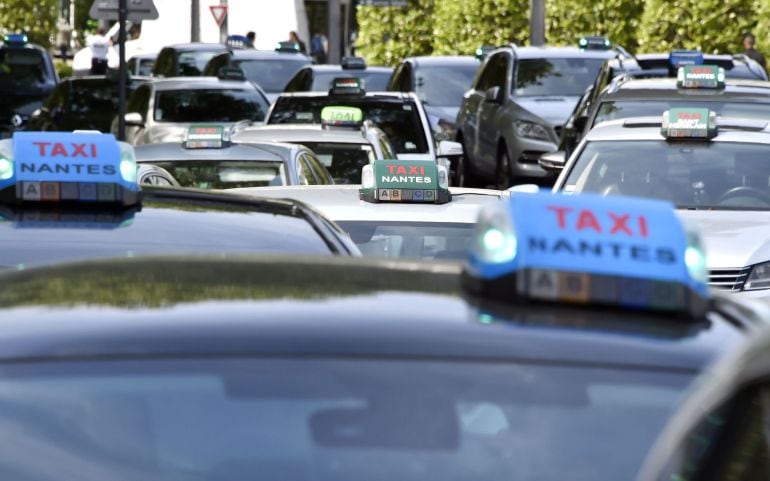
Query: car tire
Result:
<box><xmin>495</xmin><ymin>146</ymin><xmax>513</xmax><ymax>190</ymax></box>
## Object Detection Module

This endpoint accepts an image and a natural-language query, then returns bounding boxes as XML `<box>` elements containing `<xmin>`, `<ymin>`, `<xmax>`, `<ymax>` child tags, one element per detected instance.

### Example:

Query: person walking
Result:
<box><xmin>743</xmin><ymin>33</ymin><xmax>766</xmax><ymax>71</ymax></box>
<box><xmin>88</xmin><ymin>28</ymin><xmax>110</xmax><ymax>75</ymax></box>
<box><xmin>311</xmin><ymin>33</ymin><xmax>328</xmax><ymax>64</ymax></box>
<box><xmin>246</xmin><ymin>31</ymin><xmax>256</xmax><ymax>48</ymax></box>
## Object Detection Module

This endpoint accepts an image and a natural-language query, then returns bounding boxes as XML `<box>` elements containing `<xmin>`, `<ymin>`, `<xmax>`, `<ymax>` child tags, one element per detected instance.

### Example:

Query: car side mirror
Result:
<box><xmin>484</xmin><ymin>86</ymin><xmax>502</xmax><ymax>104</ymax></box>
<box><xmin>124</xmin><ymin>112</ymin><xmax>144</xmax><ymax>127</ymax></box>
<box><xmin>538</xmin><ymin>151</ymin><xmax>567</xmax><ymax>174</ymax></box>
<box><xmin>437</xmin><ymin>140</ymin><xmax>463</xmax><ymax>158</ymax></box>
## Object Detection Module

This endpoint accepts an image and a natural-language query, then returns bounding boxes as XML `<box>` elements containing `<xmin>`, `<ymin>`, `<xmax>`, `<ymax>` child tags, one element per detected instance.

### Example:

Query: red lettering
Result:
<box><xmin>608</xmin><ymin>212</ymin><xmax>633</xmax><ymax>236</ymax></box>
<box><xmin>546</xmin><ymin>205</ymin><xmax>572</xmax><ymax>229</ymax></box>
<box><xmin>638</xmin><ymin>216</ymin><xmax>648</xmax><ymax>238</ymax></box>
<box><xmin>70</xmin><ymin>143</ymin><xmax>87</xmax><ymax>158</ymax></box>
<box><xmin>32</xmin><ymin>142</ymin><xmax>50</xmax><ymax>156</ymax></box>
<box><xmin>387</xmin><ymin>165</ymin><xmax>396</xmax><ymax>174</ymax></box>
<box><xmin>576</xmin><ymin>210</ymin><xmax>602</xmax><ymax>233</ymax></box>
<box><xmin>51</xmin><ymin>143</ymin><xmax>68</xmax><ymax>157</ymax></box>
<box><xmin>408</xmin><ymin>166</ymin><xmax>418</xmax><ymax>175</ymax></box>
<box><xmin>396</xmin><ymin>166</ymin><xmax>407</xmax><ymax>175</ymax></box>
<box><xmin>90</xmin><ymin>144</ymin><xmax>97</xmax><ymax>157</ymax></box>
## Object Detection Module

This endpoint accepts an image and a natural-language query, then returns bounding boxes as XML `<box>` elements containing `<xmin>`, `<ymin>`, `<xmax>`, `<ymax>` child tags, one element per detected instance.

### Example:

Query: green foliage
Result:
<box><xmin>0</xmin><ymin>0</ymin><xmax>58</xmax><ymax>48</ymax></box>
<box><xmin>54</xmin><ymin>58</ymin><xmax>73</xmax><ymax>79</ymax></box>
<box><xmin>752</xmin><ymin>0</ymin><xmax>770</xmax><ymax>57</ymax></box>
<box><xmin>546</xmin><ymin>0</ymin><xmax>645</xmax><ymax>51</ymax></box>
<box><xmin>432</xmin><ymin>0</ymin><xmax>529</xmax><ymax>56</ymax></box>
<box><xmin>638</xmin><ymin>0</ymin><xmax>756</xmax><ymax>54</ymax></box>
<box><xmin>356</xmin><ymin>0</ymin><xmax>435</xmax><ymax>66</ymax></box>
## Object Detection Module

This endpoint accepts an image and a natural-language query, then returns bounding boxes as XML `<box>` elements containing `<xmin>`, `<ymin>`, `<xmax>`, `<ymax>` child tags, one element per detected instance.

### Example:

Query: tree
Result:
<box><xmin>356</xmin><ymin>0</ymin><xmax>435</xmax><ymax>66</ymax></box>
<box><xmin>546</xmin><ymin>0</ymin><xmax>645</xmax><ymax>52</ymax></box>
<box><xmin>637</xmin><ymin>0</ymin><xmax>756</xmax><ymax>54</ymax></box>
<box><xmin>432</xmin><ymin>0</ymin><xmax>529</xmax><ymax>56</ymax></box>
<box><xmin>0</xmin><ymin>0</ymin><xmax>58</xmax><ymax>47</ymax></box>
<box><xmin>752</xmin><ymin>0</ymin><xmax>770</xmax><ymax>58</ymax></box>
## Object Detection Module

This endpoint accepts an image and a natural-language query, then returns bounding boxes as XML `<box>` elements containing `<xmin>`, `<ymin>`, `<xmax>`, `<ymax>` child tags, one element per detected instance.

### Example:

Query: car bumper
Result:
<box><xmin>510</xmin><ymin>137</ymin><xmax>558</xmax><ymax>179</ymax></box>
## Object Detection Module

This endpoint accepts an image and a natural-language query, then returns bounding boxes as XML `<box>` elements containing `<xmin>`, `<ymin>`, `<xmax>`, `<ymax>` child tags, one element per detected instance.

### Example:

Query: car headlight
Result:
<box><xmin>513</xmin><ymin>121</ymin><xmax>551</xmax><ymax>141</ymax></box>
<box><xmin>745</xmin><ymin>261</ymin><xmax>770</xmax><ymax>290</ymax></box>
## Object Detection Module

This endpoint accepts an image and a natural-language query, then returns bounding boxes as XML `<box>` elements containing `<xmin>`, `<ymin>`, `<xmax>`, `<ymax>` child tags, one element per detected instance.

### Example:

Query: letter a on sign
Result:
<box><xmin>210</xmin><ymin>5</ymin><xmax>228</xmax><ymax>27</ymax></box>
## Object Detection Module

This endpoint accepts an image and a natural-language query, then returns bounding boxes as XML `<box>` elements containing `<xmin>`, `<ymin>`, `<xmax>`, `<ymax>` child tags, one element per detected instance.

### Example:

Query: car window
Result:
<box><xmin>45</xmin><ymin>82</ymin><xmax>68</xmax><ymax>111</ymax></box>
<box><xmin>137</xmin><ymin>58</ymin><xmax>155</xmax><ymax>76</ymax></box>
<box><xmin>476</xmin><ymin>53</ymin><xmax>507</xmax><ymax>92</ymax></box>
<box><xmin>514</xmin><ymin>58</ymin><xmax>605</xmax><ymax>97</ymax></box>
<box><xmin>127</xmin><ymin>84</ymin><xmax>152</xmax><ymax>119</ymax></box>
<box><xmin>152</xmin><ymin>49</ymin><xmax>172</xmax><ymax>76</ymax></box>
<box><xmin>154</xmin><ymin>88</ymin><xmax>268</xmax><ymax>123</ymax></box>
<box><xmin>300</xmin><ymin>142</ymin><xmax>372</xmax><ymax>184</ymax></box>
<box><xmin>177</xmin><ymin>50</ymin><xmax>221</xmax><ymax>76</ymax></box>
<box><xmin>563</xmin><ymin>140</ymin><xmax>770</xmax><ymax>210</ymax></box>
<box><xmin>295</xmin><ymin>154</ymin><xmax>315</xmax><ymax>185</ymax></box>
<box><xmin>148</xmin><ymin>161</ymin><xmax>284</xmax><ymax>188</ymax></box>
<box><xmin>0</xmin><ymin>48</ymin><xmax>49</xmax><ymax>86</ymax></box>
<box><xmin>339</xmin><ymin>221</ymin><xmax>477</xmax><ymax>260</ymax></box>
<box><xmin>202</xmin><ymin>53</ymin><xmax>229</xmax><ymax>76</ymax></box>
<box><xmin>303</xmin><ymin>152</ymin><xmax>333</xmax><ymax>184</ymax></box>
<box><xmin>268</xmin><ymin>97</ymin><xmax>429</xmax><ymax>154</ymax></box>
<box><xmin>415</xmin><ymin>63</ymin><xmax>479</xmax><ymax>107</ymax></box>
<box><xmin>235</xmin><ymin>58</ymin><xmax>311</xmax><ymax>92</ymax></box>
<box><xmin>594</xmin><ymin>100</ymin><xmax>770</xmax><ymax>127</ymax></box>
<box><xmin>310</xmin><ymin>71</ymin><xmax>392</xmax><ymax>92</ymax></box>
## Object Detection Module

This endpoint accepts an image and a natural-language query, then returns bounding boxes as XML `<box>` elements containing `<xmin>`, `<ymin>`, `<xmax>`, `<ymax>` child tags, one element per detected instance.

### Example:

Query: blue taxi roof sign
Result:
<box><xmin>677</xmin><ymin>64</ymin><xmax>725</xmax><ymax>89</ymax></box>
<box><xmin>2</xmin><ymin>33</ymin><xmax>28</xmax><ymax>46</ymax></box>
<box><xmin>463</xmin><ymin>192</ymin><xmax>709</xmax><ymax>318</ymax></box>
<box><xmin>669</xmin><ymin>50</ymin><xmax>704</xmax><ymax>68</ymax></box>
<box><xmin>661</xmin><ymin>108</ymin><xmax>718</xmax><ymax>139</ymax></box>
<box><xmin>360</xmin><ymin>159</ymin><xmax>450</xmax><ymax>204</ymax></box>
<box><xmin>0</xmin><ymin>132</ymin><xmax>139</xmax><ymax>206</ymax></box>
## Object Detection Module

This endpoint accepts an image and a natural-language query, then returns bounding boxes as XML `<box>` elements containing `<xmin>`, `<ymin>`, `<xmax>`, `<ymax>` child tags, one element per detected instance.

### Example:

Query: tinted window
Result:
<box><xmin>0</xmin><ymin>48</ymin><xmax>49</xmax><ymax>87</ymax></box>
<box><xmin>594</xmin><ymin>100</ymin><xmax>770</xmax><ymax>127</ymax></box>
<box><xmin>514</xmin><ymin>58</ymin><xmax>605</xmax><ymax>96</ymax></box>
<box><xmin>303</xmin><ymin>152</ymin><xmax>332</xmax><ymax>184</ymax></box>
<box><xmin>67</xmin><ymin>80</ymin><xmax>144</xmax><ymax>131</ymax></box>
<box><xmin>0</xmin><ymin>358</ymin><xmax>690</xmax><ymax>481</ymax></box>
<box><xmin>177</xmin><ymin>50</ymin><xmax>221</xmax><ymax>76</ymax></box>
<box><xmin>339</xmin><ymin>221</ymin><xmax>475</xmax><ymax>260</ymax></box>
<box><xmin>154</xmin><ymin>88</ymin><xmax>268</xmax><ymax>122</ymax></box>
<box><xmin>269</xmin><ymin>97</ymin><xmax>429</xmax><ymax>154</ymax></box>
<box><xmin>476</xmin><ymin>53</ymin><xmax>507</xmax><ymax>91</ymax></box>
<box><xmin>127</xmin><ymin>84</ymin><xmax>152</xmax><ymax>119</ymax></box>
<box><xmin>235</xmin><ymin>58</ymin><xmax>311</xmax><ymax>92</ymax></box>
<box><xmin>310</xmin><ymin>70</ymin><xmax>392</xmax><ymax>92</ymax></box>
<box><xmin>136</xmin><ymin>58</ymin><xmax>155</xmax><ymax>76</ymax></box>
<box><xmin>415</xmin><ymin>63</ymin><xmax>479</xmax><ymax>107</ymax></box>
<box><xmin>301</xmin><ymin>142</ymin><xmax>374</xmax><ymax>184</ymax></box>
<box><xmin>563</xmin><ymin>140</ymin><xmax>770</xmax><ymax>209</ymax></box>
<box><xmin>148</xmin><ymin>161</ymin><xmax>285</xmax><ymax>188</ymax></box>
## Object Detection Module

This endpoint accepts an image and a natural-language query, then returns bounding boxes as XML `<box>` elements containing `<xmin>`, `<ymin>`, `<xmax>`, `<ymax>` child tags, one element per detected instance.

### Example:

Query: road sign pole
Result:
<box><xmin>219</xmin><ymin>0</ymin><xmax>228</xmax><ymax>44</ymax></box>
<box><xmin>117</xmin><ymin>0</ymin><xmax>127</xmax><ymax>141</ymax></box>
<box><xmin>530</xmin><ymin>0</ymin><xmax>545</xmax><ymax>46</ymax></box>
<box><xmin>328</xmin><ymin>0</ymin><xmax>341</xmax><ymax>64</ymax></box>
<box><xmin>191</xmin><ymin>0</ymin><xmax>200</xmax><ymax>42</ymax></box>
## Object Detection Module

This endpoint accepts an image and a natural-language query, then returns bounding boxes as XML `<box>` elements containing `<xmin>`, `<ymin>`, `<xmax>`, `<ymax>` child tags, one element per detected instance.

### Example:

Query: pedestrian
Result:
<box><xmin>288</xmin><ymin>31</ymin><xmax>307</xmax><ymax>54</ymax></box>
<box><xmin>742</xmin><ymin>33</ymin><xmax>766</xmax><ymax>71</ymax></box>
<box><xmin>246</xmin><ymin>31</ymin><xmax>256</xmax><ymax>48</ymax></box>
<box><xmin>310</xmin><ymin>33</ymin><xmax>328</xmax><ymax>64</ymax></box>
<box><xmin>88</xmin><ymin>28</ymin><xmax>110</xmax><ymax>75</ymax></box>
<box><xmin>55</xmin><ymin>18</ymin><xmax>72</xmax><ymax>63</ymax></box>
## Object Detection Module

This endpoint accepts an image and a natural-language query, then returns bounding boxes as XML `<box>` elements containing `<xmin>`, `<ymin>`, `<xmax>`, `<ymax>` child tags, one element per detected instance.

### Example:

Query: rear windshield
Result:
<box><xmin>300</xmin><ymin>142</ymin><xmax>374</xmax><ymax>184</ymax></box>
<box><xmin>177</xmin><ymin>50</ymin><xmax>221</xmax><ymax>76</ymax></box>
<box><xmin>515</xmin><ymin>58</ymin><xmax>605</xmax><ymax>97</ymax></box>
<box><xmin>154</xmin><ymin>89</ymin><xmax>268</xmax><ymax>123</ymax></box>
<box><xmin>0</xmin><ymin>48</ymin><xmax>50</xmax><ymax>87</ymax></box>
<box><xmin>268</xmin><ymin>97</ymin><xmax>429</xmax><ymax>154</ymax></box>
<box><xmin>310</xmin><ymin>71</ymin><xmax>392</xmax><ymax>92</ymax></box>
<box><xmin>594</xmin><ymin>99</ymin><xmax>770</xmax><ymax>127</ymax></box>
<box><xmin>236</xmin><ymin>58</ymin><xmax>311</xmax><ymax>92</ymax></box>
<box><xmin>338</xmin><ymin>221</ymin><xmax>475</xmax><ymax>260</ymax></box>
<box><xmin>150</xmin><ymin>160</ymin><xmax>285</xmax><ymax>188</ymax></box>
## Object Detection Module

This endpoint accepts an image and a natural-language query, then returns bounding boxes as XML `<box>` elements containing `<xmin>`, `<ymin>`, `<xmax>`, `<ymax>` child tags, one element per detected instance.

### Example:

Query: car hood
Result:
<box><xmin>678</xmin><ymin>210</ymin><xmax>770</xmax><ymax>268</ymax></box>
<box><xmin>514</xmin><ymin>96</ymin><xmax>580</xmax><ymax>127</ymax></box>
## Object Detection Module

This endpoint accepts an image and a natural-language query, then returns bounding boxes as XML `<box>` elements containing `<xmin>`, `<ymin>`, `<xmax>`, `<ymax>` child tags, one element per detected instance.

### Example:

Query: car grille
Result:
<box><xmin>708</xmin><ymin>267</ymin><xmax>750</xmax><ymax>291</ymax></box>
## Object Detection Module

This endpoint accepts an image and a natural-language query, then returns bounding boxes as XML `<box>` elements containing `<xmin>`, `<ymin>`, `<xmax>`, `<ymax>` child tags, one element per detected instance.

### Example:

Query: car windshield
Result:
<box><xmin>300</xmin><ymin>142</ymin><xmax>373</xmax><ymax>184</ymax></box>
<box><xmin>136</xmin><ymin>58</ymin><xmax>155</xmax><ymax>76</ymax></box>
<box><xmin>514</xmin><ymin>58</ymin><xmax>605</xmax><ymax>97</ymax></box>
<box><xmin>338</xmin><ymin>221</ymin><xmax>475</xmax><ymax>260</ymax></box>
<box><xmin>594</xmin><ymin>100</ymin><xmax>770</xmax><ymax>127</ymax></box>
<box><xmin>148</xmin><ymin>161</ymin><xmax>285</xmax><ymax>188</ymax></box>
<box><xmin>269</xmin><ymin>97</ymin><xmax>429</xmax><ymax>154</ymax></box>
<box><xmin>415</xmin><ymin>63</ymin><xmax>479</xmax><ymax>107</ymax></box>
<box><xmin>154</xmin><ymin>89</ymin><xmax>268</xmax><ymax>123</ymax></box>
<box><xmin>0</xmin><ymin>357</ymin><xmax>689</xmax><ymax>481</ymax></box>
<box><xmin>310</xmin><ymin>71</ymin><xmax>392</xmax><ymax>92</ymax></box>
<box><xmin>178</xmin><ymin>50</ymin><xmax>221</xmax><ymax>76</ymax></box>
<box><xmin>0</xmin><ymin>48</ymin><xmax>49</xmax><ymax>87</ymax></box>
<box><xmin>563</xmin><ymin>140</ymin><xmax>770</xmax><ymax>210</ymax></box>
<box><xmin>235</xmin><ymin>58</ymin><xmax>310</xmax><ymax>92</ymax></box>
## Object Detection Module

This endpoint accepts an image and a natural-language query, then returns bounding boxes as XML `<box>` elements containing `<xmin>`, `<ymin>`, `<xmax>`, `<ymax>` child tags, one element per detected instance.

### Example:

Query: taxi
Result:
<box><xmin>233</xmin><ymin>106</ymin><xmax>396</xmax><ymax>184</ymax></box>
<box><xmin>135</xmin><ymin>125</ymin><xmax>333</xmax><ymax>188</ymax></box>
<box><xmin>232</xmin><ymin>159</ymin><xmax>504</xmax><ymax>260</ymax></box>
<box><xmin>0</xmin><ymin>131</ymin><xmax>359</xmax><ymax>269</ymax></box>
<box><xmin>545</xmin><ymin>72</ymin><xmax>770</xmax><ymax>302</ymax></box>
<box><xmin>0</xmin><ymin>191</ymin><xmax>763</xmax><ymax>481</ymax></box>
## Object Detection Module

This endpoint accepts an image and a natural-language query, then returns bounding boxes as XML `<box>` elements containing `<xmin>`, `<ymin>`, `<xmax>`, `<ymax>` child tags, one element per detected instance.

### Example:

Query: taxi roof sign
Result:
<box><xmin>463</xmin><ymin>192</ymin><xmax>709</xmax><ymax>318</ymax></box>
<box><xmin>3</xmin><ymin>33</ymin><xmax>28</xmax><ymax>46</ymax></box>
<box><xmin>578</xmin><ymin>35</ymin><xmax>611</xmax><ymax>50</ymax></box>
<box><xmin>0</xmin><ymin>132</ymin><xmax>139</xmax><ymax>206</ymax></box>
<box><xmin>661</xmin><ymin>108</ymin><xmax>717</xmax><ymax>139</ymax></box>
<box><xmin>677</xmin><ymin>64</ymin><xmax>725</xmax><ymax>89</ymax></box>
<box><xmin>360</xmin><ymin>159</ymin><xmax>450</xmax><ymax>204</ymax></box>
<box><xmin>321</xmin><ymin>106</ymin><xmax>363</xmax><ymax>127</ymax></box>
<box><xmin>329</xmin><ymin>77</ymin><xmax>365</xmax><ymax>96</ymax></box>
<box><xmin>669</xmin><ymin>50</ymin><xmax>704</xmax><ymax>68</ymax></box>
<box><xmin>184</xmin><ymin>125</ymin><xmax>227</xmax><ymax>149</ymax></box>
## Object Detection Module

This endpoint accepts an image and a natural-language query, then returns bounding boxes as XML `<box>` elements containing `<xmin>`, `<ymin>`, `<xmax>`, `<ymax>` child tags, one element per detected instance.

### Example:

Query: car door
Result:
<box><xmin>458</xmin><ymin>54</ymin><xmax>494</xmax><ymax>165</ymax></box>
<box><xmin>476</xmin><ymin>52</ymin><xmax>510</xmax><ymax>172</ymax></box>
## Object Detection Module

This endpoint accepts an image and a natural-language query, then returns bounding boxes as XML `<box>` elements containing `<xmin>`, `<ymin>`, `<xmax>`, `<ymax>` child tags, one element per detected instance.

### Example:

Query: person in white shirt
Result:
<box><xmin>88</xmin><ymin>28</ymin><xmax>110</xmax><ymax>74</ymax></box>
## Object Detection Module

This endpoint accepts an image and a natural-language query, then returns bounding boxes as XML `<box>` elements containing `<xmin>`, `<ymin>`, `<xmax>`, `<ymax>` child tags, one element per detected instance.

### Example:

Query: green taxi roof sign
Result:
<box><xmin>360</xmin><ymin>160</ymin><xmax>450</xmax><ymax>204</ymax></box>
<box><xmin>661</xmin><ymin>108</ymin><xmax>717</xmax><ymax>139</ymax></box>
<box><xmin>321</xmin><ymin>106</ymin><xmax>363</xmax><ymax>127</ymax></box>
<box><xmin>677</xmin><ymin>64</ymin><xmax>725</xmax><ymax>89</ymax></box>
<box><xmin>184</xmin><ymin>125</ymin><xmax>227</xmax><ymax>149</ymax></box>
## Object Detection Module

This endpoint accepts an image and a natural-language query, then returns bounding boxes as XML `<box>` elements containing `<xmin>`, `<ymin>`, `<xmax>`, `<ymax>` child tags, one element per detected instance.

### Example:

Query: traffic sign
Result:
<box><xmin>210</xmin><ymin>5</ymin><xmax>228</xmax><ymax>27</ymax></box>
<box><xmin>89</xmin><ymin>0</ymin><xmax>159</xmax><ymax>22</ymax></box>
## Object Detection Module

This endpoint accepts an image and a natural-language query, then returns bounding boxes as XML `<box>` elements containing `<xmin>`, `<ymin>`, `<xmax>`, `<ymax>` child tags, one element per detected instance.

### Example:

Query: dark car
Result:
<box><xmin>388</xmin><ymin>56</ymin><xmax>480</xmax><ymax>141</ymax></box>
<box><xmin>26</xmin><ymin>74</ymin><xmax>149</xmax><ymax>133</ymax></box>
<box><xmin>284</xmin><ymin>57</ymin><xmax>393</xmax><ymax>94</ymax></box>
<box><xmin>203</xmin><ymin>49</ymin><xmax>312</xmax><ymax>103</ymax></box>
<box><xmin>152</xmin><ymin>43</ymin><xmax>229</xmax><ymax>78</ymax></box>
<box><xmin>0</xmin><ymin>34</ymin><xmax>58</xmax><ymax>137</ymax></box>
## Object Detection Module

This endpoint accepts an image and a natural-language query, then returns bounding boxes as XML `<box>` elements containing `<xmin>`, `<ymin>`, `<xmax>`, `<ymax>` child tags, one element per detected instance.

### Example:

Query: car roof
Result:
<box><xmin>0</xmin><ymin>255</ymin><xmax>752</xmax><ymax>371</ymax></box>
<box><xmin>230</xmin><ymin>185</ymin><xmax>506</xmax><ymax>222</ymax></box>
<box><xmin>227</xmin><ymin>49</ymin><xmax>311</xmax><ymax>61</ymax></box>
<box><xmin>134</xmin><ymin>141</ymin><xmax>291</xmax><ymax>163</ymax></box>
<box><xmin>163</xmin><ymin>43</ymin><xmax>229</xmax><ymax>52</ymax></box>
<box><xmin>150</xmin><ymin>77</ymin><xmax>255</xmax><ymax>90</ymax></box>
<box><xmin>404</xmin><ymin>55</ymin><xmax>478</xmax><ymax>67</ymax></box>
<box><xmin>128</xmin><ymin>52</ymin><xmax>157</xmax><ymax>60</ymax></box>
<box><xmin>604</xmin><ymin>77</ymin><xmax>770</xmax><ymax>100</ymax></box>
<box><xmin>233</xmin><ymin>125</ymin><xmax>369</xmax><ymax>144</ymax></box>
<box><xmin>585</xmin><ymin>117</ymin><xmax>770</xmax><ymax>142</ymax></box>
<box><xmin>504</xmin><ymin>45</ymin><xmax>620</xmax><ymax>60</ymax></box>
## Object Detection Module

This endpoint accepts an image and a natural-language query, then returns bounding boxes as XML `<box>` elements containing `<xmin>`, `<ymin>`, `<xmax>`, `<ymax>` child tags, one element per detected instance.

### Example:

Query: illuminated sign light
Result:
<box><xmin>661</xmin><ymin>108</ymin><xmax>717</xmax><ymax>139</ymax></box>
<box><xmin>463</xmin><ymin>192</ymin><xmax>709</xmax><ymax>317</ymax></box>
<box><xmin>329</xmin><ymin>77</ymin><xmax>365</xmax><ymax>96</ymax></box>
<box><xmin>321</xmin><ymin>106</ymin><xmax>363</xmax><ymax>127</ymax></box>
<box><xmin>677</xmin><ymin>64</ymin><xmax>725</xmax><ymax>89</ymax></box>
<box><xmin>185</xmin><ymin>125</ymin><xmax>226</xmax><ymax>149</ymax></box>
<box><xmin>668</xmin><ymin>50</ymin><xmax>704</xmax><ymax>68</ymax></box>
<box><xmin>360</xmin><ymin>159</ymin><xmax>450</xmax><ymax>204</ymax></box>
